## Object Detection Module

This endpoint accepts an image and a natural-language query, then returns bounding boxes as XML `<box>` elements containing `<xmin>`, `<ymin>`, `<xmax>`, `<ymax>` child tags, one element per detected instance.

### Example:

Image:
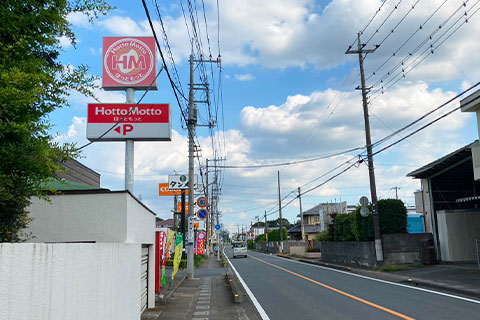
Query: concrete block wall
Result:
<box><xmin>319</xmin><ymin>241</ymin><xmax>377</xmax><ymax>267</ymax></box>
<box><xmin>382</xmin><ymin>233</ymin><xmax>433</xmax><ymax>265</ymax></box>
<box><xmin>0</xmin><ymin>243</ymin><xmax>141</xmax><ymax>320</ymax></box>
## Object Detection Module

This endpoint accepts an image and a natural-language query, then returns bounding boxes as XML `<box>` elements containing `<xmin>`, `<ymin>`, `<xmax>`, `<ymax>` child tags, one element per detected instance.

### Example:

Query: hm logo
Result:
<box><xmin>112</xmin><ymin>49</ymin><xmax>146</xmax><ymax>73</ymax></box>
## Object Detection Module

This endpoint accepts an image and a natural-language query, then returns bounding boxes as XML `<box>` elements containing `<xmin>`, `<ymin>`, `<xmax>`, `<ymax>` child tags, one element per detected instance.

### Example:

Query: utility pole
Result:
<box><xmin>205</xmin><ymin>159</ymin><xmax>209</xmax><ymax>257</ymax></box>
<box><xmin>346</xmin><ymin>33</ymin><xmax>383</xmax><ymax>262</ymax></box>
<box><xmin>277</xmin><ymin>171</ymin><xmax>283</xmax><ymax>253</ymax></box>
<box><xmin>125</xmin><ymin>88</ymin><xmax>135</xmax><ymax>193</ymax></box>
<box><xmin>298</xmin><ymin>187</ymin><xmax>305</xmax><ymax>242</ymax></box>
<box><xmin>264</xmin><ymin>211</ymin><xmax>268</xmax><ymax>242</ymax></box>
<box><xmin>391</xmin><ymin>186</ymin><xmax>401</xmax><ymax>200</ymax></box>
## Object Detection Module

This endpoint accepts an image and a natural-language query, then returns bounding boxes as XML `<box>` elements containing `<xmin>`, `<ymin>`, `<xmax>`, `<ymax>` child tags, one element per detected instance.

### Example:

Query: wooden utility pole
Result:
<box><xmin>298</xmin><ymin>187</ymin><xmax>305</xmax><ymax>241</ymax></box>
<box><xmin>346</xmin><ymin>33</ymin><xmax>383</xmax><ymax>262</ymax></box>
<box><xmin>277</xmin><ymin>171</ymin><xmax>283</xmax><ymax>252</ymax></box>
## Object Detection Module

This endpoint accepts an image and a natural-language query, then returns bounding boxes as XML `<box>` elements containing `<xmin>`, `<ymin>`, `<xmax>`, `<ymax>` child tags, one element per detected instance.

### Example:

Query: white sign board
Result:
<box><xmin>87</xmin><ymin>103</ymin><xmax>171</xmax><ymax>141</ymax></box>
<box><xmin>168</xmin><ymin>174</ymin><xmax>198</xmax><ymax>190</ymax></box>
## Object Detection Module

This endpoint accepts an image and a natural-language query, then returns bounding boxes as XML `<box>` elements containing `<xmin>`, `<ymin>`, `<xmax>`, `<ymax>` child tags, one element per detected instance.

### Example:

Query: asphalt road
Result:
<box><xmin>224</xmin><ymin>248</ymin><xmax>480</xmax><ymax>320</ymax></box>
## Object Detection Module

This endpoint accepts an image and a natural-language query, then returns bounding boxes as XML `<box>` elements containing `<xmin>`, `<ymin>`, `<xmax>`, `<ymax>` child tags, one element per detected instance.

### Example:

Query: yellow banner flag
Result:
<box><xmin>171</xmin><ymin>233</ymin><xmax>183</xmax><ymax>280</ymax></box>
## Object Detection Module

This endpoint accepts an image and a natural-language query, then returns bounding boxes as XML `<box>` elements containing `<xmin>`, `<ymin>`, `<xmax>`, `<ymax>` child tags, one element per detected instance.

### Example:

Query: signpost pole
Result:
<box><xmin>125</xmin><ymin>88</ymin><xmax>135</xmax><ymax>193</ymax></box>
<box><xmin>181</xmin><ymin>190</ymin><xmax>186</xmax><ymax>256</ymax></box>
<box><xmin>187</xmin><ymin>54</ymin><xmax>195</xmax><ymax>278</ymax></box>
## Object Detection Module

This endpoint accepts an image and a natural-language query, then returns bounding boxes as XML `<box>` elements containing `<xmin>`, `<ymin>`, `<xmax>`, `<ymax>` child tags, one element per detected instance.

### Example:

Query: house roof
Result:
<box><xmin>407</xmin><ymin>141</ymin><xmax>477</xmax><ymax>179</ymax></box>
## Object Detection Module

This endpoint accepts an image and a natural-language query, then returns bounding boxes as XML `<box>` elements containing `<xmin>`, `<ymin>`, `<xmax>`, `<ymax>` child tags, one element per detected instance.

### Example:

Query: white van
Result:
<box><xmin>233</xmin><ymin>242</ymin><xmax>247</xmax><ymax>258</ymax></box>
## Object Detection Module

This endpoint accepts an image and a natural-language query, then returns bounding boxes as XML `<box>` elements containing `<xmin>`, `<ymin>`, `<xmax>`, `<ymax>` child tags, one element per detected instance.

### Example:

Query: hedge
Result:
<box><xmin>267</xmin><ymin>227</ymin><xmax>288</xmax><ymax>241</ymax></box>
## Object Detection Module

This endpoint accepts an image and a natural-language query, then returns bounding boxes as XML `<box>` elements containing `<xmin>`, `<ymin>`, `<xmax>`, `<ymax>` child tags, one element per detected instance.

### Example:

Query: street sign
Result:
<box><xmin>360</xmin><ymin>206</ymin><xmax>371</xmax><ymax>217</ymax></box>
<box><xmin>359</xmin><ymin>196</ymin><xmax>369</xmax><ymax>207</ymax></box>
<box><xmin>159</xmin><ymin>183</ymin><xmax>188</xmax><ymax>196</ymax></box>
<box><xmin>102</xmin><ymin>37</ymin><xmax>157</xmax><ymax>90</ymax></box>
<box><xmin>196</xmin><ymin>197</ymin><xmax>208</xmax><ymax>208</ymax></box>
<box><xmin>87</xmin><ymin>103</ymin><xmax>171</xmax><ymax>141</ymax></box>
<box><xmin>168</xmin><ymin>174</ymin><xmax>198</xmax><ymax>190</ymax></box>
<box><xmin>177</xmin><ymin>202</ymin><xmax>189</xmax><ymax>214</ymax></box>
<box><xmin>197</xmin><ymin>209</ymin><xmax>208</xmax><ymax>220</ymax></box>
<box><xmin>215</xmin><ymin>224</ymin><xmax>221</xmax><ymax>231</ymax></box>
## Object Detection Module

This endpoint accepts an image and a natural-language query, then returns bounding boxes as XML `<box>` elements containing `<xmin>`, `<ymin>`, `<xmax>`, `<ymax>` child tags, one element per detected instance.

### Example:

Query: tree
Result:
<box><xmin>267</xmin><ymin>218</ymin><xmax>292</xmax><ymax>228</ymax></box>
<box><xmin>0</xmin><ymin>1</ymin><xmax>112</xmax><ymax>242</ymax></box>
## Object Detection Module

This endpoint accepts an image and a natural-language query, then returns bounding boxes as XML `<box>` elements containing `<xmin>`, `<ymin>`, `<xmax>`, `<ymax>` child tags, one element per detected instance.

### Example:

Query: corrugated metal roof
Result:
<box><xmin>406</xmin><ymin>141</ymin><xmax>477</xmax><ymax>179</ymax></box>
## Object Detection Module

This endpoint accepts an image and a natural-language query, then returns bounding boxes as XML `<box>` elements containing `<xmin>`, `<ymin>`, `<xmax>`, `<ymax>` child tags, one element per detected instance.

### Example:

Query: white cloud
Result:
<box><xmin>235</xmin><ymin>73</ymin><xmax>255</xmax><ymax>81</ymax></box>
<box><xmin>58</xmin><ymin>36</ymin><xmax>73</xmax><ymax>50</ymax></box>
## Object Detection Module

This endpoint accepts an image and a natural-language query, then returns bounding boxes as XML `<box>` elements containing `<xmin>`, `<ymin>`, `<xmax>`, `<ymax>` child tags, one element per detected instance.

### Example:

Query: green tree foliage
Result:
<box><xmin>246</xmin><ymin>239</ymin><xmax>254</xmax><ymax>249</ymax></box>
<box><xmin>0</xmin><ymin>1</ymin><xmax>112</xmax><ymax>242</ymax></box>
<box><xmin>255</xmin><ymin>234</ymin><xmax>266</xmax><ymax>243</ymax></box>
<box><xmin>378</xmin><ymin>199</ymin><xmax>408</xmax><ymax>234</ymax></box>
<box><xmin>267</xmin><ymin>218</ymin><xmax>292</xmax><ymax>228</ymax></box>
<box><xmin>352</xmin><ymin>206</ymin><xmax>374</xmax><ymax>242</ymax></box>
<box><xmin>314</xmin><ymin>230</ymin><xmax>331</xmax><ymax>242</ymax></box>
<box><xmin>267</xmin><ymin>227</ymin><xmax>288</xmax><ymax>241</ymax></box>
<box><xmin>333</xmin><ymin>213</ymin><xmax>355</xmax><ymax>241</ymax></box>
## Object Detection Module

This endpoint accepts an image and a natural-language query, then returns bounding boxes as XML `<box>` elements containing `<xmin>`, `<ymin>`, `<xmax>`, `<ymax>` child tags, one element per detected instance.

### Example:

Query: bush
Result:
<box><xmin>247</xmin><ymin>239</ymin><xmax>254</xmax><ymax>249</ymax></box>
<box><xmin>352</xmin><ymin>206</ymin><xmax>374</xmax><ymax>242</ymax></box>
<box><xmin>267</xmin><ymin>227</ymin><xmax>288</xmax><ymax>241</ymax></box>
<box><xmin>255</xmin><ymin>234</ymin><xmax>266</xmax><ymax>243</ymax></box>
<box><xmin>315</xmin><ymin>230</ymin><xmax>331</xmax><ymax>242</ymax></box>
<box><xmin>166</xmin><ymin>259</ymin><xmax>187</xmax><ymax>269</ymax></box>
<box><xmin>306</xmin><ymin>247</ymin><xmax>320</xmax><ymax>252</ymax></box>
<box><xmin>333</xmin><ymin>213</ymin><xmax>355</xmax><ymax>241</ymax></box>
<box><xmin>378</xmin><ymin>199</ymin><xmax>407</xmax><ymax>234</ymax></box>
<box><xmin>194</xmin><ymin>254</ymin><xmax>204</xmax><ymax>268</ymax></box>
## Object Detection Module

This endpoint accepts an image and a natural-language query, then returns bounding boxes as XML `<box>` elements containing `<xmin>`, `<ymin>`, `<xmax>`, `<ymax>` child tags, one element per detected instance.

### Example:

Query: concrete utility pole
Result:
<box><xmin>346</xmin><ymin>33</ymin><xmax>383</xmax><ymax>262</ymax></box>
<box><xmin>186</xmin><ymin>54</ymin><xmax>196</xmax><ymax>278</ymax></box>
<box><xmin>125</xmin><ymin>88</ymin><xmax>135</xmax><ymax>193</ymax></box>
<box><xmin>298</xmin><ymin>187</ymin><xmax>305</xmax><ymax>242</ymax></box>
<box><xmin>277</xmin><ymin>171</ymin><xmax>283</xmax><ymax>253</ymax></box>
<box><xmin>264</xmin><ymin>211</ymin><xmax>268</xmax><ymax>242</ymax></box>
<box><xmin>391</xmin><ymin>186</ymin><xmax>401</xmax><ymax>200</ymax></box>
<box><xmin>205</xmin><ymin>159</ymin><xmax>209</xmax><ymax>257</ymax></box>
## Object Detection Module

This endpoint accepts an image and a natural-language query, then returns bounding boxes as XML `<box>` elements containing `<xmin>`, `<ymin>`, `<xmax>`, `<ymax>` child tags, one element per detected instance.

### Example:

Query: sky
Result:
<box><xmin>52</xmin><ymin>0</ymin><xmax>480</xmax><ymax>234</ymax></box>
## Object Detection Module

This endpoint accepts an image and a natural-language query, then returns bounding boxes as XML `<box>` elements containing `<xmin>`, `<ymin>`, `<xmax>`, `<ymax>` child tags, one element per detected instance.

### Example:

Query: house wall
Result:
<box><xmin>0</xmin><ymin>243</ymin><xmax>141</xmax><ymax>320</ymax></box>
<box><xmin>26</xmin><ymin>193</ymin><xmax>128</xmax><ymax>243</ymax></box>
<box><xmin>437</xmin><ymin>209</ymin><xmax>480</xmax><ymax>262</ymax></box>
<box><xmin>319</xmin><ymin>241</ymin><xmax>377</xmax><ymax>267</ymax></box>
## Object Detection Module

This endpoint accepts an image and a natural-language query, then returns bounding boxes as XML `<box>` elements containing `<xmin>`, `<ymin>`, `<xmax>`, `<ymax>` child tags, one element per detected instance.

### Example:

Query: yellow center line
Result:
<box><xmin>249</xmin><ymin>255</ymin><xmax>415</xmax><ymax>320</ymax></box>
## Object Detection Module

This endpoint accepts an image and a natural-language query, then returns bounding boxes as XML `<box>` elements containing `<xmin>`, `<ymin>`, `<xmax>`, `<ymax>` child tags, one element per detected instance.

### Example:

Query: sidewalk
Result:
<box><xmin>145</xmin><ymin>254</ymin><xmax>260</xmax><ymax>320</ymax></box>
<box><xmin>278</xmin><ymin>253</ymin><xmax>480</xmax><ymax>299</ymax></box>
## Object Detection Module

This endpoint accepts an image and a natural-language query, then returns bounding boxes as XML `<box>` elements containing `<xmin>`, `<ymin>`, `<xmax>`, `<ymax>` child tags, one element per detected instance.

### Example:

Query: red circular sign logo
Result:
<box><xmin>104</xmin><ymin>38</ymin><xmax>154</xmax><ymax>85</ymax></box>
<box><xmin>198</xmin><ymin>233</ymin><xmax>205</xmax><ymax>240</ymax></box>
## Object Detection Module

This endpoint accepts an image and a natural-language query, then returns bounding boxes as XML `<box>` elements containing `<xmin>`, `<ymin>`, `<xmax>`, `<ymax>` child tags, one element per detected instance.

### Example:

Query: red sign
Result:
<box><xmin>155</xmin><ymin>231</ymin><xmax>166</xmax><ymax>294</ymax></box>
<box><xmin>103</xmin><ymin>37</ymin><xmax>157</xmax><ymax>90</ymax></box>
<box><xmin>86</xmin><ymin>103</ymin><xmax>171</xmax><ymax>141</ymax></box>
<box><xmin>196</xmin><ymin>232</ymin><xmax>206</xmax><ymax>256</ymax></box>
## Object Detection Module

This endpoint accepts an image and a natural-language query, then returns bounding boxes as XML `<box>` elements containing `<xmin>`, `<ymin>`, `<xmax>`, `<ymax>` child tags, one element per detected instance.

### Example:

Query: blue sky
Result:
<box><xmin>53</xmin><ymin>0</ymin><xmax>480</xmax><ymax>233</ymax></box>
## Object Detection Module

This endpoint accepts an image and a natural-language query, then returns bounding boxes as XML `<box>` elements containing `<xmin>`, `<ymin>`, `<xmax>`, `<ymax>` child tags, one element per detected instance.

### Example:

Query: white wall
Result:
<box><xmin>25</xmin><ymin>192</ymin><xmax>155</xmax><ymax>244</ymax></box>
<box><xmin>0</xmin><ymin>243</ymin><xmax>141</xmax><ymax>320</ymax></box>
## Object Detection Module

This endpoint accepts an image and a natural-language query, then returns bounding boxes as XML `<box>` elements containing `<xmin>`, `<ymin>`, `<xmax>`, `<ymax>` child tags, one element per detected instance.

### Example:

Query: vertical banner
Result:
<box><xmin>162</xmin><ymin>230</ymin><xmax>175</xmax><ymax>286</ymax></box>
<box><xmin>155</xmin><ymin>231</ymin><xmax>166</xmax><ymax>294</ymax></box>
<box><xmin>196</xmin><ymin>232</ymin><xmax>206</xmax><ymax>256</ymax></box>
<box><xmin>171</xmin><ymin>233</ymin><xmax>184</xmax><ymax>280</ymax></box>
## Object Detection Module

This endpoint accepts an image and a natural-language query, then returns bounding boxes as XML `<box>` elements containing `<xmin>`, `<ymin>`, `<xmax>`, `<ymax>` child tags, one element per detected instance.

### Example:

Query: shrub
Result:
<box><xmin>378</xmin><ymin>199</ymin><xmax>407</xmax><ymax>234</ymax></box>
<box><xmin>267</xmin><ymin>227</ymin><xmax>288</xmax><ymax>241</ymax></box>
<box><xmin>333</xmin><ymin>212</ymin><xmax>355</xmax><ymax>241</ymax></box>
<box><xmin>306</xmin><ymin>247</ymin><xmax>320</xmax><ymax>252</ymax></box>
<box><xmin>194</xmin><ymin>255</ymin><xmax>204</xmax><ymax>268</ymax></box>
<box><xmin>255</xmin><ymin>234</ymin><xmax>266</xmax><ymax>243</ymax></box>
<box><xmin>247</xmin><ymin>239</ymin><xmax>254</xmax><ymax>249</ymax></box>
<box><xmin>352</xmin><ymin>205</ymin><xmax>374</xmax><ymax>242</ymax></box>
<box><xmin>315</xmin><ymin>230</ymin><xmax>331</xmax><ymax>242</ymax></box>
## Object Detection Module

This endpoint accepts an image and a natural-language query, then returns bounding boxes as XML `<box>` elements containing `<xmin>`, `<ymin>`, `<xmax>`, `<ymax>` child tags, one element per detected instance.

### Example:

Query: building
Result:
<box><xmin>288</xmin><ymin>202</ymin><xmax>348</xmax><ymax>241</ymax></box>
<box><xmin>156</xmin><ymin>218</ymin><xmax>174</xmax><ymax>229</ymax></box>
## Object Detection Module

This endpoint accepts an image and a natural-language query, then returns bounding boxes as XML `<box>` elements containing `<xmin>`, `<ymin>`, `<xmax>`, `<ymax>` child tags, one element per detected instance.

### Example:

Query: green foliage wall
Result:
<box><xmin>378</xmin><ymin>199</ymin><xmax>408</xmax><ymax>234</ymax></box>
<box><xmin>267</xmin><ymin>227</ymin><xmax>288</xmax><ymax>241</ymax></box>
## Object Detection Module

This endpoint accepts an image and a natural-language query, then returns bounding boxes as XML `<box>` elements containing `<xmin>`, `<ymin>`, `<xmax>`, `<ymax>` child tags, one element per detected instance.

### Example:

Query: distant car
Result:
<box><xmin>233</xmin><ymin>242</ymin><xmax>247</xmax><ymax>258</ymax></box>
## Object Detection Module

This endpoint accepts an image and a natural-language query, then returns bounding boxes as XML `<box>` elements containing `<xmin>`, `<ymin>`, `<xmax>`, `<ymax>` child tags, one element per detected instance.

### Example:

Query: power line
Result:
<box><xmin>364</xmin><ymin>0</ymin><xmax>405</xmax><ymax>46</ymax></box>
<box><xmin>347</xmin><ymin>0</ymin><xmax>389</xmax><ymax>49</ymax></box>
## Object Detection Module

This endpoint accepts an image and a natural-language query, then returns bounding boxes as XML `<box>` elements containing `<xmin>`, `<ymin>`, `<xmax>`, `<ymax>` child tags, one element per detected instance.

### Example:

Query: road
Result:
<box><xmin>224</xmin><ymin>248</ymin><xmax>480</xmax><ymax>320</ymax></box>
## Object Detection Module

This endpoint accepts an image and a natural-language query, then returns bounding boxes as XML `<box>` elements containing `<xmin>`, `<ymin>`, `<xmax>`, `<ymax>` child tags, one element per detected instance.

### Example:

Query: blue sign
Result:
<box><xmin>215</xmin><ymin>224</ymin><xmax>221</xmax><ymax>231</ymax></box>
<box><xmin>197</xmin><ymin>209</ymin><xmax>208</xmax><ymax>220</ymax></box>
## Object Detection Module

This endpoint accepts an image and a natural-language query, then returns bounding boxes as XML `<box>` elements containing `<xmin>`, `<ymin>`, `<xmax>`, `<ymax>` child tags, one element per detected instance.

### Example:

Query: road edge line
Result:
<box><xmin>223</xmin><ymin>249</ymin><xmax>270</xmax><ymax>320</ymax></box>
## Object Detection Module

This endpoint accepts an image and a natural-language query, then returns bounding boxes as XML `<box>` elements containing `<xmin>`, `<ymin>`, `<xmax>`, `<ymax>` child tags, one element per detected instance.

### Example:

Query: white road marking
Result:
<box><xmin>224</xmin><ymin>249</ymin><xmax>271</xmax><ymax>320</ymax></box>
<box><xmin>255</xmin><ymin>251</ymin><xmax>480</xmax><ymax>305</ymax></box>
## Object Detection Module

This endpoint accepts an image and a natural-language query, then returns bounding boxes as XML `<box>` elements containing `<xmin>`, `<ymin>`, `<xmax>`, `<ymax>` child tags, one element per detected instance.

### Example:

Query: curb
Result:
<box><xmin>275</xmin><ymin>254</ymin><xmax>480</xmax><ymax>299</ymax></box>
<box><xmin>226</xmin><ymin>267</ymin><xmax>241</xmax><ymax>304</ymax></box>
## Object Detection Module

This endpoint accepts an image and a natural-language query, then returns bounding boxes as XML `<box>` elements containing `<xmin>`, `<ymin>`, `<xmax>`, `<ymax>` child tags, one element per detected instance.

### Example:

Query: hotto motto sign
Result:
<box><xmin>87</xmin><ymin>103</ymin><xmax>171</xmax><ymax>141</ymax></box>
<box><xmin>103</xmin><ymin>37</ymin><xmax>157</xmax><ymax>90</ymax></box>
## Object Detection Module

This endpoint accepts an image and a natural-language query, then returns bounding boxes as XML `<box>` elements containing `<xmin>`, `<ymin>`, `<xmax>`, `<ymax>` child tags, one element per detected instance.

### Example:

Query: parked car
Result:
<box><xmin>233</xmin><ymin>242</ymin><xmax>247</xmax><ymax>258</ymax></box>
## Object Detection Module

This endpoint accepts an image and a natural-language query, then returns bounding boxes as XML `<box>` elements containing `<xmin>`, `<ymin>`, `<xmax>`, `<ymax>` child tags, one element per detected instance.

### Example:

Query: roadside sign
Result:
<box><xmin>359</xmin><ymin>196</ymin><xmax>369</xmax><ymax>207</ymax></box>
<box><xmin>102</xmin><ymin>37</ymin><xmax>157</xmax><ymax>90</ymax></box>
<box><xmin>360</xmin><ymin>207</ymin><xmax>371</xmax><ymax>217</ymax></box>
<box><xmin>168</xmin><ymin>174</ymin><xmax>198</xmax><ymax>190</ymax></box>
<box><xmin>177</xmin><ymin>202</ymin><xmax>189</xmax><ymax>214</ymax></box>
<box><xmin>159</xmin><ymin>183</ymin><xmax>188</xmax><ymax>196</ymax></box>
<box><xmin>197</xmin><ymin>209</ymin><xmax>208</xmax><ymax>220</ymax></box>
<box><xmin>196</xmin><ymin>197</ymin><xmax>208</xmax><ymax>208</ymax></box>
<box><xmin>215</xmin><ymin>224</ymin><xmax>221</xmax><ymax>231</ymax></box>
<box><xmin>87</xmin><ymin>103</ymin><xmax>171</xmax><ymax>141</ymax></box>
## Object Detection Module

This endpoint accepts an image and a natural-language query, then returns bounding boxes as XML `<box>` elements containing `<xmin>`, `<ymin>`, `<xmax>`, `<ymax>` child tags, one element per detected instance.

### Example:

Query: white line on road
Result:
<box><xmin>224</xmin><ymin>249</ymin><xmax>270</xmax><ymax>320</ymax></box>
<box><xmin>256</xmin><ymin>251</ymin><xmax>480</xmax><ymax>305</ymax></box>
